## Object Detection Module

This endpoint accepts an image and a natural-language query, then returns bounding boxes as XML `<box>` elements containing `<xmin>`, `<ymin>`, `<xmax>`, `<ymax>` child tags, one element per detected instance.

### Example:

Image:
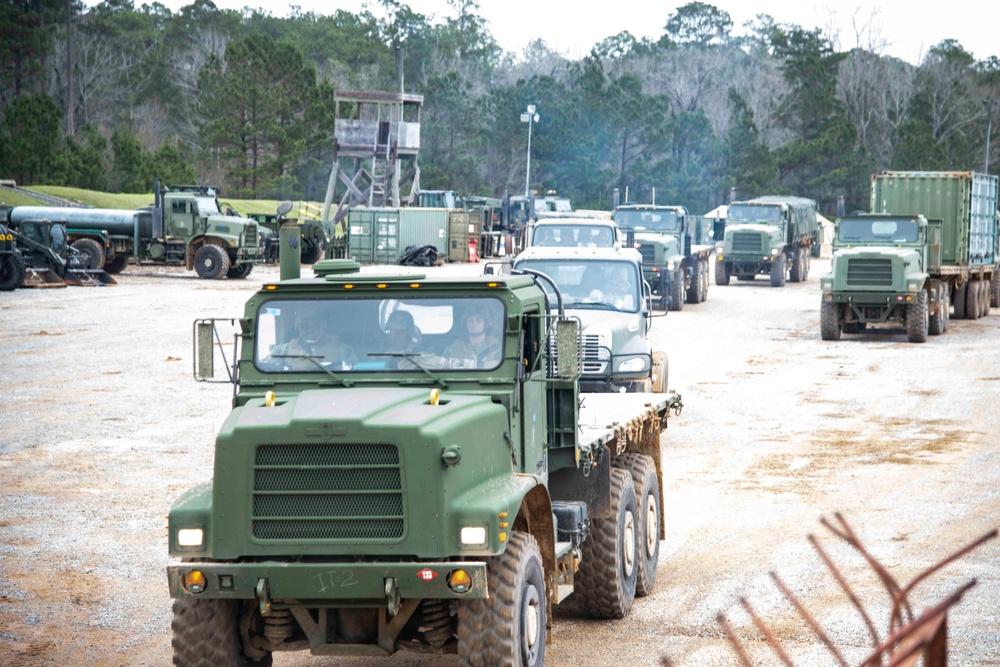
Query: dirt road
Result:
<box><xmin>1</xmin><ymin>259</ymin><xmax>997</xmax><ymax>666</ymax></box>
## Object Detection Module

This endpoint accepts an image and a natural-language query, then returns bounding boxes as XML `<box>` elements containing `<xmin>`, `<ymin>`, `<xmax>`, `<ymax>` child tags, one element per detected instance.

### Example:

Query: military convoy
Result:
<box><xmin>166</xmin><ymin>203</ymin><xmax>682</xmax><ymax>666</ymax></box>
<box><xmin>714</xmin><ymin>195</ymin><xmax>821</xmax><ymax>287</ymax></box>
<box><xmin>820</xmin><ymin>171</ymin><xmax>999</xmax><ymax>342</ymax></box>
<box><xmin>613</xmin><ymin>203</ymin><xmax>713</xmax><ymax>311</ymax></box>
<box><xmin>5</xmin><ymin>183</ymin><xmax>263</xmax><ymax>279</ymax></box>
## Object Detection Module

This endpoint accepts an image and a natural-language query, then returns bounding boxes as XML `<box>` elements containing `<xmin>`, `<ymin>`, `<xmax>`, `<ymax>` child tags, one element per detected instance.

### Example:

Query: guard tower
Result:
<box><xmin>320</xmin><ymin>91</ymin><xmax>423</xmax><ymax>225</ymax></box>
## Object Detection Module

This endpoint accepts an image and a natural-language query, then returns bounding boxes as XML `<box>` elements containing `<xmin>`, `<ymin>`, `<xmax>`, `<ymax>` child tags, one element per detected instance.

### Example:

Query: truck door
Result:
<box><xmin>166</xmin><ymin>198</ymin><xmax>194</xmax><ymax>239</ymax></box>
<box><xmin>520</xmin><ymin>309</ymin><xmax>547</xmax><ymax>472</ymax></box>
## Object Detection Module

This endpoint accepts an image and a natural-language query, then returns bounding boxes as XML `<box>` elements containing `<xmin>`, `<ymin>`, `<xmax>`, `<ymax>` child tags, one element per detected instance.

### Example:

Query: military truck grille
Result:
<box><xmin>252</xmin><ymin>444</ymin><xmax>404</xmax><ymax>541</ymax></box>
<box><xmin>582</xmin><ymin>333</ymin><xmax>609</xmax><ymax>374</ymax></box>
<box><xmin>732</xmin><ymin>232</ymin><xmax>763</xmax><ymax>253</ymax></box>
<box><xmin>637</xmin><ymin>245</ymin><xmax>656</xmax><ymax>264</ymax></box>
<box><xmin>846</xmin><ymin>259</ymin><xmax>893</xmax><ymax>287</ymax></box>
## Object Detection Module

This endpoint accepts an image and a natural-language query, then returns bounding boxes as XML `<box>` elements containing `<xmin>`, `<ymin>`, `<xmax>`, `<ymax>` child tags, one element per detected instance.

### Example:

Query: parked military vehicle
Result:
<box><xmin>248</xmin><ymin>212</ymin><xmax>329</xmax><ymax>265</ymax></box>
<box><xmin>525</xmin><ymin>217</ymin><xmax>628</xmax><ymax>249</ymax></box>
<box><xmin>714</xmin><ymin>195</ymin><xmax>820</xmax><ymax>287</ymax></box>
<box><xmin>166</xmin><ymin>207</ymin><xmax>683</xmax><ymax>665</ymax></box>
<box><xmin>511</xmin><ymin>246</ymin><xmax>667</xmax><ymax>394</ymax></box>
<box><xmin>820</xmin><ymin>171</ymin><xmax>999</xmax><ymax>342</ymax></box>
<box><xmin>6</xmin><ymin>183</ymin><xmax>263</xmax><ymax>279</ymax></box>
<box><xmin>0</xmin><ymin>218</ymin><xmax>115</xmax><ymax>289</ymax></box>
<box><xmin>613</xmin><ymin>203</ymin><xmax>713</xmax><ymax>311</ymax></box>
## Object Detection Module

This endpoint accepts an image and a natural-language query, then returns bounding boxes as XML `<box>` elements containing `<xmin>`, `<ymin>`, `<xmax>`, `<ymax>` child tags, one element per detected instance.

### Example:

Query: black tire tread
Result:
<box><xmin>72</xmin><ymin>237</ymin><xmax>105</xmax><ymax>271</ymax></box>
<box><xmin>906</xmin><ymin>289</ymin><xmax>929</xmax><ymax>343</ymax></box>
<box><xmin>668</xmin><ymin>267</ymin><xmax>684</xmax><ymax>311</ymax></box>
<box><xmin>0</xmin><ymin>252</ymin><xmax>25</xmax><ymax>291</ymax></box>
<box><xmin>171</xmin><ymin>597</ymin><xmax>272</xmax><ymax>667</ymax></box>
<box><xmin>820</xmin><ymin>301</ymin><xmax>841</xmax><ymax>341</ymax></box>
<box><xmin>615</xmin><ymin>453</ymin><xmax>660</xmax><ymax>597</ymax></box>
<box><xmin>714</xmin><ymin>259</ymin><xmax>729</xmax><ymax>286</ymax></box>
<box><xmin>195</xmin><ymin>244</ymin><xmax>232</xmax><ymax>280</ymax></box>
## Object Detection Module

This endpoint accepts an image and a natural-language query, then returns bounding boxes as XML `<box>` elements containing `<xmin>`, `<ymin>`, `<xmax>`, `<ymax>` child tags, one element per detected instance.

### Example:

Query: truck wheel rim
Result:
<box><xmin>521</xmin><ymin>584</ymin><xmax>541</xmax><ymax>662</ymax></box>
<box><xmin>623</xmin><ymin>510</ymin><xmax>636</xmax><ymax>577</ymax></box>
<box><xmin>645</xmin><ymin>495</ymin><xmax>658</xmax><ymax>558</ymax></box>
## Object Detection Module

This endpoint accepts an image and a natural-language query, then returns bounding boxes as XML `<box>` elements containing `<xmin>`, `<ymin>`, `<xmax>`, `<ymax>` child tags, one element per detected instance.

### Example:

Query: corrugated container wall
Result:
<box><xmin>346</xmin><ymin>208</ymin><xmax>398</xmax><ymax>264</ymax></box>
<box><xmin>398</xmin><ymin>208</ymin><xmax>449</xmax><ymax>263</ymax></box>
<box><xmin>346</xmin><ymin>207</ymin><xmax>449</xmax><ymax>264</ymax></box>
<box><xmin>871</xmin><ymin>171</ymin><xmax>999</xmax><ymax>268</ymax></box>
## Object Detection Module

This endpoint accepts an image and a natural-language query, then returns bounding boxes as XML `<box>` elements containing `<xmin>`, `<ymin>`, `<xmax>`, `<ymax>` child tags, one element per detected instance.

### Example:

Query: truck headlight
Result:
<box><xmin>770</xmin><ymin>248</ymin><xmax>781</xmax><ymax>255</ymax></box>
<box><xmin>460</xmin><ymin>526</ymin><xmax>487</xmax><ymax>545</ymax></box>
<box><xmin>666</xmin><ymin>260</ymin><xmax>676</xmax><ymax>270</ymax></box>
<box><xmin>907</xmin><ymin>281</ymin><xmax>921</xmax><ymax>291</ymax></box>
<box><xmin>177</xmin><ymin>528</ymin><xmax>204</xmax><ymax>547</ymax></box>
<box><xmin>618</xmin><ymin>357</ymin><xmax>647</xmax><ymax>373</ymax></box>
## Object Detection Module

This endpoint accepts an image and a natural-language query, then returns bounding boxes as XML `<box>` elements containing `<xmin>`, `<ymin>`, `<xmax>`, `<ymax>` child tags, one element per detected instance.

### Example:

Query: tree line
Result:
<box><xmin>1</xmin><ymin>0</ymin><xmax>998</xmax><ymax>215</ymax></box>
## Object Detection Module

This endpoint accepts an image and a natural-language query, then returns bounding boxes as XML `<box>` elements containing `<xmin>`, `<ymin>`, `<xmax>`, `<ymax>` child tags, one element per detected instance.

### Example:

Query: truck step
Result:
<box><xmin>555</xmin><ymin>541</ymin><xmax>573</xmax><ymax>559</ymax></box>
<box><xmin>556</xmin><ymin>584</ymin><xmax>575</xmax><ymax>604</ymax></box>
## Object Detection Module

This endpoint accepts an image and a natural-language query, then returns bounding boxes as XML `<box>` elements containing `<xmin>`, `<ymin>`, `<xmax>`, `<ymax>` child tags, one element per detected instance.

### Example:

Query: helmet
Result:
<box><xmin>296</xmin><ymin>312</ymin><xmax>324</xmax><ymax>344</ymax></box>
<box><xmin>385</xmin><ymin>310</ymin><xmax>417</xmax><ymax>337</ymax></box>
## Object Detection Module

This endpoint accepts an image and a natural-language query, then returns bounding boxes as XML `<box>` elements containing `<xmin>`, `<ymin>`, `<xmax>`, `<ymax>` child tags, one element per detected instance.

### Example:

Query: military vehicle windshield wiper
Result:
<box><xmin>272</xmin><ymin>354</ymin><xmax>354</xmax><ymax>386</ymax></box>
<box><xmin>369</xmin><ymin>353</ymin><xmax>448</xmax><ymax>388</ymax></box>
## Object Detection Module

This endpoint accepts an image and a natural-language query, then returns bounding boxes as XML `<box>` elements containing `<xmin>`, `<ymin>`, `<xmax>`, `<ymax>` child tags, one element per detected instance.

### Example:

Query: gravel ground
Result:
<box><xmin>0</xmin><ymin>257</ymin><xmax>997</xmax><ymax>666</ymax></box>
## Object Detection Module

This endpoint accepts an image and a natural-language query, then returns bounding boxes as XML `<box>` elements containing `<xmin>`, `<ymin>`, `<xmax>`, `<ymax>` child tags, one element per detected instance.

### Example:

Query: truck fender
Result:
<box><xmin>514</xmin><ymin>485</ymin><xmax>557</xmax><ymax>582</ymax></box>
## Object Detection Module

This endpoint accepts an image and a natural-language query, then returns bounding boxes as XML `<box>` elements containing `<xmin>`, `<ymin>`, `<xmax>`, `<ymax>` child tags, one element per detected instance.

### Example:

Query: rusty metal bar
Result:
<box><xmin>769</xmin><ymin>571</ymin><xmax>850</xmax><ymax>667</ymax></box>
<box><xmin>717</xmin><ymin>613</ymin><xmax>756</xmax><ymax>667</ymax></box>
<box><xmin>738</xmin><ymin>597</ymin><xmax>796</xmax><ymax>667</ymax></box>
<box><xmin>808</xmin><ymin>533</ymin><xmax>881</xmax><ymax>648</ymax></box>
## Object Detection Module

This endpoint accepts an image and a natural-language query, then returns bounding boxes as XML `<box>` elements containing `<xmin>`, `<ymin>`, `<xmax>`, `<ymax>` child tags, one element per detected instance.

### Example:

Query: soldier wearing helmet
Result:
<box><xmin>444</xmin><ymin>303</ymin><xmax>502</xmax><ymax>368</ymax></box>
<box><xmin>270</xmin><ymin>310</ymin><xmax>357</xmax><ymax>370</ymax></box>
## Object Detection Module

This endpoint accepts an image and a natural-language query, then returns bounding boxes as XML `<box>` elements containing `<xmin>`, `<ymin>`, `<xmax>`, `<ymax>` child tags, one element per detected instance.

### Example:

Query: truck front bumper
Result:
<box><xmin>168</xmin><ymin>559</ymin><xmax>489</xmax><ymax>602</ymax></box>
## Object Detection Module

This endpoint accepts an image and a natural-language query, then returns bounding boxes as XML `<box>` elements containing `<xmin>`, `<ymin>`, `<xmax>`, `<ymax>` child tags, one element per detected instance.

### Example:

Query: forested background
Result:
<box><xmin>2</xmin><ymin>0</ymin><xmax>999</xmax><ymax>215</ymax></box>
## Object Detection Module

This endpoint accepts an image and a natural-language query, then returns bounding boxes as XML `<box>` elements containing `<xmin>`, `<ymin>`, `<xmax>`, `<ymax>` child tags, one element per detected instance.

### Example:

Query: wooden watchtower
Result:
<box><xmin>320</xmin><ymin>91</ymin><xmax>423</xmax><ymax>225</ymax></box>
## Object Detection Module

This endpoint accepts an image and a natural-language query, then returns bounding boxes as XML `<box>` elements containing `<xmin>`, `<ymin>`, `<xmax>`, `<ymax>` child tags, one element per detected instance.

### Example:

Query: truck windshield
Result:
<box><xmin>728</xmin><ymin>204</ymin><xmax>782</xmax><ymax>223</ymax></box>
<box><xmin>614</xmin><ymin>209</ymin><xmax>680</xmax><ymax>232</ymax></box>
<box><xmin>533</xmin><ymin>224</ymin><xmax>615</xmax><ymax>247</ymax></box>
<box><xmin>516</xmin><ymin>258</ymin><xmax>640</xmax><ymax>313</ymax></box>
<box><xmin>837</xmin><ymin>218</ymin><xmax>919</xmax><ymax>243</ymax></box>
<box><xmin>254</xmin><ymin>296</ymin><xmax>506</xmax><ymax>373</ymax></box>
<box><xmin>196</xmin><ymin>196</ymin><xmax>221</xmax><ymax>216</ymax></box>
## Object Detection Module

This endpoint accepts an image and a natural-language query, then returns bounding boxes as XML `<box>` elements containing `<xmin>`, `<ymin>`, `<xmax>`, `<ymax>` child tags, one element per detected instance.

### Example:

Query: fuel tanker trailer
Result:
<box><xmin>5</xmin><ymin>183</ymin><xmax>263</xmax><ymax>279</ymax></box>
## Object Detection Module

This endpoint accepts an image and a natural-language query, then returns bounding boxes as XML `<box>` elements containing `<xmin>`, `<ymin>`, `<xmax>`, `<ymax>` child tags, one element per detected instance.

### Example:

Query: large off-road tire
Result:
<box><xmin>194</xmin><ymin>244</ymin><xmax>231</xmax><ymax>280</ymax></box>
<box><xmin>226</xmin><ymin>263</ymin><xmax>254</xmax><ymax>279</ymax></box>
<box><xmin>171</xmin><ymin>598</ymin><xmax>272</xmax><ymax>667</ymax></box>
<box><xmin>699</xmin><ymin>260</ymin><xmax>709</xmax><ymax>302</ymax></box>
<box><xmin>668</xmin><ymin>267</ymin><xmax>685</xmax><ymax>311</ymax></box>
<box><xmin>714</xmin><ymin>259</ymin><xmax>730</xmax><ymax>286</ymax></box>
<box><xmin>802</xmin><ymin>251</ymin><xmax>811</xmax><ymax>281</ymax></box>
<box><xmin>71</xmin><ymin>238</ymin><xmax>105</xmax><ymax>271</ymax></box>
<box><xmin>616</xmin><ymin>453</ymin><xmax>660</xmax><ymax>597</ymax></box>
<box><xmin>965</xmin><ymin>280</ymin><xmax>981</xmax><ymax>320</ymax></box>
<box><xmin>991</xmin><ymin>272</ymin><xmax>1000</xmax><ymax>309</ymax></box>
<box><xmin>788</xmin><ymin>249</ymin><xmax>804</xmax><ymax>283</ymax></box>
<box><xmin>0</xmin><ymin>252</ymin><xmax>25</xmax><ymax>291</ymax></box>
<box><xmin>103</xmin><ymin>253</ymin><xmax>129</xmax><ymax>274</ymax></box>
<box><xmin>685</xmin><ymin>259</ymin><xmax>703</xmax><ymax>304</ymax></box>
<box><xmin>299</xmin><ymin>238</ymin><xmax>323</xmax><ymax>264</ymax></box>
<box><xmin>458</xmin><ymin>531</ymin><xmax>546</xmax><ymax>667</ymax></box>
<box><xmin>820</xmin><ymin>301</ymin><xmax>841</xmax><ymax>341</ymax></box>
<box><xmin>769</xmin><ymin>253</ymin><xmax>787</xmax><ymax>287</ymax></box>
<box><xmin>929</xmin><ymin>286</ymin><xmax>945</xmax><ymax>336</ymax></box>
<box><xmin>980</xmin><ymin>278</ymin><xmax>991</xmax><ymax>317</ymax></box>
<box><xmin>574</xmin><ymin>468</ymin><xmax>638</xmax><ymax>619</ymax></box>
<box><xmin>906</xmin><ymin>289</ymin><xmax>929</xmax><ymax>343</ymax></box>
<box><xmin>953</xmin><ymin>283</ymin><xmax>967</xmax><ymax>319</ymax></box>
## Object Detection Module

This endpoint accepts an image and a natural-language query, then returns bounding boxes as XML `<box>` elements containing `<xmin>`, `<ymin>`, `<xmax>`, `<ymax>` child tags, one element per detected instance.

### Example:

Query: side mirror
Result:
<box><xmin>276</xmin><ymin>200</ymin><xmax>293</xmax><ymax>218</ymax></box>
<box><xmin>555</xmin><ymin>319</ymin><xmax>580</xmax><ymax>379</ymax></box>
<box><xmin>195</xmin><ymin>320</ymin><xmax>215</xmax><ymax>380</ymax></box>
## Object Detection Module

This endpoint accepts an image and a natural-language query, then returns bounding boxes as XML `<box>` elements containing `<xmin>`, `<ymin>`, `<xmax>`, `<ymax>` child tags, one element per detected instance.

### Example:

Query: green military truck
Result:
<box><xmin>512</xmin><ymin>246</ymin><xmax>667</xmax><ymax>394</ymax></box>
<box><xmin>0</xmin><ymin>222</ymin><xmax>24</xmax><ymax>290</ymax></box>
<box><xmin>613</xmin><ymin>204</ymin><xmax>713</xmax><ymax>311</ymax></box>
<box><xmin>714</xmin><ymin>195</ymin><xmax>820</xmax><ymax>287</ymax></box>
<box><xmin>820</xmin><ymin>171</ymin><xmax>999</xmax><ymax>342</ymax></box>
<box><xmin>6</xmin><ymin>183</ymin><xmax>262</xmax><ymax>279</ymax></box>
<box><xmin>0</xmin><ymin>218</ymin><xmax>115</xmax><ymax>289</ymax></box>
<box><xmin>167</xmin><ymin>222</ymin><xmax>683</xmax><ymax>666</ymax></box>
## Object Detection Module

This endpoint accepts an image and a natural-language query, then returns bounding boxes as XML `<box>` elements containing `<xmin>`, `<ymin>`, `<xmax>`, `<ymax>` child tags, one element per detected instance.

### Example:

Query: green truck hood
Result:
<box><xmin>828</xmin><ymin>246</ymin><xmax>924</xmax><ymax>291</ymax></box>
<box><xmin>199</xmin><ymin>387</ymin><xmax>525</xmax><ymax>559</ymax></box>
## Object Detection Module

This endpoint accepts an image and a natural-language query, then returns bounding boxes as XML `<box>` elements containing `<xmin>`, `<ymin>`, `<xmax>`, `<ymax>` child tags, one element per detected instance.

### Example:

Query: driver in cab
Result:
<box><xmin>270</xmin><ymin>311</ymin><xmax>357</xmax><ymax>370</ymax></box>
<box><xmin>444</xmin><ymin>305</ymin><xmax>501</xmax><ymax>368</ymax></box>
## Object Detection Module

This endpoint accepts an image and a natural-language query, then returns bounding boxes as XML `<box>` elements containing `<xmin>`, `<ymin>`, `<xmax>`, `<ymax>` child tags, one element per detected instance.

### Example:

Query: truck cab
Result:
<box><xmin>526</xmin><ymin>218</ymin><xmax>623</xmax><ymax>249</ymax></box>
<box><xmin>512</xmin><ymin>246</ymin><xmax>666</xmax><ymax>393</ymax></box>
<box><xmin>820</xmin><ymin>213</ymin><xmax>943</xmax><ymax>342</ymax></box>
<box><xmin>613</xmin><ymin>204</ymin><xmax>713</xmax><ymax>311</ymax></box>
<box><xmin>715</xmin><ymin>196</ymin><xmax>819</xmax><ymax>287</ymax></box>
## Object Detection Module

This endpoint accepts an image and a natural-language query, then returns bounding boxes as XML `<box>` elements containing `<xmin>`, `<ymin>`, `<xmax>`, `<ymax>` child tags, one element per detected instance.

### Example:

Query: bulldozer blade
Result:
<box><xmin>20</xmin><ymin>267</ymin><xmax>67</xmax><ymax>288</ymax></box>
<box><xmin>65</xmin><ymin>269</ymin><xmax>117</xmax><ymax>286</ymax></box>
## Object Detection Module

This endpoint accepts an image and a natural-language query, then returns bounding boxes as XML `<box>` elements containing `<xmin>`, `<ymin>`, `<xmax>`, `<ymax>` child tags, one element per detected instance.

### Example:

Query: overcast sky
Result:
<box><xmin>85</xmin><ymin>0</ymin><xmax>998</xmax><ymax>65</ymax></box>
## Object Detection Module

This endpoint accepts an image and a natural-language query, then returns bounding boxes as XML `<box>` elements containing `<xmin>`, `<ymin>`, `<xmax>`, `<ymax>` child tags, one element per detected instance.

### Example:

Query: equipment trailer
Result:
<box><xmin>166</xmin><ymin>204</ymin><xmax>682</xmax><ymax>666</ymax></box>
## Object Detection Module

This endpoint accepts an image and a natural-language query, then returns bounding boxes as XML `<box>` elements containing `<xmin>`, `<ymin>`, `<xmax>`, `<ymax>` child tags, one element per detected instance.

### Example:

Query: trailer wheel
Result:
<box><xmin>574</xmin><ymin>468</ymin><xmax>637</xmax><ymax>618</ymax></box>
<box><xmin>0</xmin><ymin>252</ymin><xmax>25</xmax><ymax>291</ymax></box>
<box><xmin>991</xmin><ymin>272</ymin><xmax>1000</xmax><ymax>309</ymax></box>
<box><xmin>980</xmin><ymin>278</ymin><xmax>990</xmax><ymax>316</ymax></box>
<box><xmin>103</xmin><ymin>254</ymin><xmax>129</xmax><ymax>274</ymax></box>
<box><xmin>965</xmin><ymin>280</ymin><xmax>981</xmax><ymax>320</ymax></box>
<box><xmin>458</xmin><ymin>531</ymin><xmax>546</xmax><ymax>667</ymax></box>
<box><xmin>71</xmin><ymin>238</ymin><xmax>105</xmax><ymax>271</ymax></box>
<box><xmin>906</xmin><ymin>289</ymin><xmax>929</xmax><ymax>343</ymax></box>
<box><xmin>714</xmin><ymin>259</ymin><xmax>730</xmax><ymax>286</ymax></box>
<box><xmin>940</xmin><ymin>283</ymin><xmax>949</xmax><ymax>331</ymax></box>
<box><xmin>668</xmin><ymin>267</ymin><xmax>685</xmax><ymax>311</ymax></box>
<box><xmin>685</xmin><ymin>259</ymin><xmax>703</xmax><ymax>304</ymax></box>
<box><xmin>299</xmin><ymin>238</ymin><xmax>323</xmax><ymax>264</ymax></box>
<box><xmin>953</xmin><ymin>283</ymin><xmax>967</xmax><ymax>319</ymax></box>
<box><xmin>820</xmin><ymin>302</ymin><xmax>841</xmax><ymax>341</ymax></box>
<box><xmin>769</xmin><ymin>253</ymin><xmax>787</xmax><ymax>287</ymax></box>
<box><xmin>194</xmin><ymin>244</ymin><xmax>231</xmax><ymax>280</ymax></box>
<box><xmin>171</xmin><ymin>598</ymin><xmax>272</xmax><ymax>667</ymax></box>
<box><xmin>616</xmin><ymin>454</ymin><xmax>660</xmax><ymax>597</ymax></box>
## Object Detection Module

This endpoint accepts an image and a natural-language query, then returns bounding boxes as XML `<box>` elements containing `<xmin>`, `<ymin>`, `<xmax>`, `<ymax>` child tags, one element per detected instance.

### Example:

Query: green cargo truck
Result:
<box><xmin>7</xmin><ymin>183</ymin><xmax>263</xmax><ymax>279</ymax></box>
<box><xmin>613</xmin><ymin>204</ymin><xmax>713</xmax><ymax>311</ymax></box>
<box><xmin>167</xmin><ymin>223</ymin><xmax>683</xmax><ymax>666</ymax></box>
<box><xmin>820</xmin><ymin>171</ymin><xmax>999</xmax><ymax>342</ymax></box>
<box><xmin>714</xmin><ymin>195</ymin><xmax>820</xmax><ymax>287</ymax></box>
